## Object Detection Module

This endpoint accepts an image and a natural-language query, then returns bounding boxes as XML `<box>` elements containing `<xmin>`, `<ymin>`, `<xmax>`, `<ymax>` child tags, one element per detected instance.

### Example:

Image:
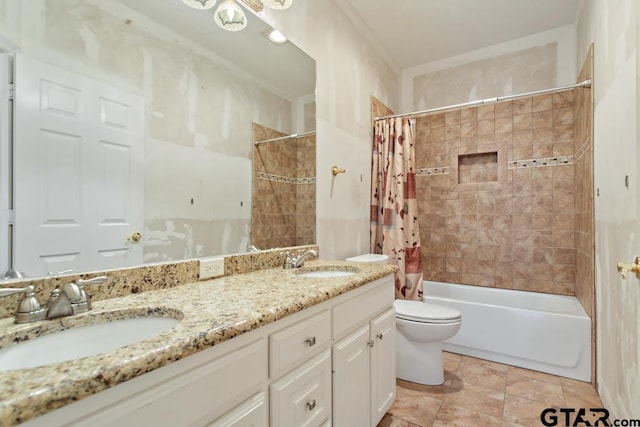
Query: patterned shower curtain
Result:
<box><xmin>371</xmin><ymin>117</ymin><xmax>423</xmax><ymax>300</ymax></box>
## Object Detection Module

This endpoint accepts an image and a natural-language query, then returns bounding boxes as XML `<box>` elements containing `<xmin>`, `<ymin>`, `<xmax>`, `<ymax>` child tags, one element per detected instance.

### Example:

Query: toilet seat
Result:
<box><xmin>394</xmin><ymin>300</ymin><xmax>461</xmax><ymax>324</ymax></box>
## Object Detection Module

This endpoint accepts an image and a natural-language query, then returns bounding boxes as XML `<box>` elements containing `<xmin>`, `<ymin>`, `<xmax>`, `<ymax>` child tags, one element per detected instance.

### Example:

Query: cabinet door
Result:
<box><xmin>370</xmin><ymin>308</ymin><xmax>396</xmax><ymax>426</ymax></box>
<box><xmin>332</xmin><ymin>324</ymin><xmax>370</xmax><ymax>427</ymax></box>
<box><xmin>206</xmin><ymin>392</ymin><xmax>267</xmax><ymax>427</ymax></box>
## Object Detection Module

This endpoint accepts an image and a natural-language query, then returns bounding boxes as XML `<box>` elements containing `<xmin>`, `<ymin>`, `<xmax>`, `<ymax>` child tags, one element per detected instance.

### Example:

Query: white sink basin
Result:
<box><xmin>0</xmin><ymin>316</ymin><xmax>180</xmax><ymax>371</ymax></box>
<box><xmin>299</xmin><ymin>270</ymin><xmax>356</xmax><ymax>278</ymax></box>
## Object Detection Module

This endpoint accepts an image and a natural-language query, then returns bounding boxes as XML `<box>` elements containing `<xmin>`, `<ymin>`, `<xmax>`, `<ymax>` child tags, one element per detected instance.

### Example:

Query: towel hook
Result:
<box><xmin>331</xmin><ymin>166</ymin><xmax>346</xmax><ymax>176</ymax></box>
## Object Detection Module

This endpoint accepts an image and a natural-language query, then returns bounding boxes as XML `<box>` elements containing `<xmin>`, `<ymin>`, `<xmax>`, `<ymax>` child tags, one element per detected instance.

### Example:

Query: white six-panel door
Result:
<box><xmin>13</xmin><ymin>54</ymin><xmax>144</xmax><ymax>276</ymax></box>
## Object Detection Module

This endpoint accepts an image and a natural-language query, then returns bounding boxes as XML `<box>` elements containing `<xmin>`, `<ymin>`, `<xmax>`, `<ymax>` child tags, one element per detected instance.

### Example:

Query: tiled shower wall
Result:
<box><xmin>252</xmin><ymin>123</ymin><xmax>316</xmax><ymax>250</ymax></box>
<box><xmin>574</xmin><ymin>46</ymin><xmax>595</xmax><ymax>383</ymax></box>
<box><xmin>574</xmin><ymin>47</ymin><xmax>594</xmax><ymax>318</ymax></box>
<box><xmin>416</xmin><ymin>90</ymin><xmax>585</xmax><ymax>295</ymax></box>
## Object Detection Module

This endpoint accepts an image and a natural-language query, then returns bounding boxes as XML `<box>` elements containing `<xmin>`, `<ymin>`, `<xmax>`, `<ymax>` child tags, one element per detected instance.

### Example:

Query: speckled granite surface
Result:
<box><xmin>0</xmin><ymin>245</ymin><xmax>318</xmax><ymax>320</ymax></box>
<box><xmin>0</xmin><ymin>260</ymin><xmax>395</xmax><ymax>426</ymax></box>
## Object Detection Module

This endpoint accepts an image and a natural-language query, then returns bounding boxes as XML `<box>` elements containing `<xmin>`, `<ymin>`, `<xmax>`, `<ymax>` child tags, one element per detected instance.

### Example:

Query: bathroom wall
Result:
<box><xmin>577</xmin><ymin>0</ymin><xmax>640</xmax><ymax>418</ymax></box>
<box><xmin>251</xmin><ymin>123</ymin><xmax>316</xmax><ymax>249</ymax></box>
<box><xmin>401</xmin><ymin>25</ymin><xmax>576</xmax><ymax>112</ymax></box>
<box><xmin>415</xmin><ymin>93</ymin><xmax>579</xmax><ymax>295</ymax></box>
<box><xmin>259</xmin><ymin>2</ymin><xmax>399</xmax><ymax>260</ymax></box>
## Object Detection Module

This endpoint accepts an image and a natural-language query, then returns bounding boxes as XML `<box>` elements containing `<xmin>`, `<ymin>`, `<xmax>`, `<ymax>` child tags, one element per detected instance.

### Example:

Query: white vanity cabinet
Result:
<box><xmin>332</xmin><ymin>284</ymin><xmax>396</xmax><ymax>427</ymax></box>
<box><xmin>21</xmin><ymin>275</ymin><xmax>394</xmax><ymax>427</ymax></box>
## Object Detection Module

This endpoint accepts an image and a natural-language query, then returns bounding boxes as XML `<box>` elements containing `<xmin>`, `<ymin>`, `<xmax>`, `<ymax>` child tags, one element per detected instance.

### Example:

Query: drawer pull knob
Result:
<box><xmin>367</xmin><ymin>340</ymin><xmax>374</xmax><ymax>348</ymax></box>
<box><xmin>304</xmin><ymin>337</ymin><xmax>316</xmax><ymax>347</ymax></box>
<box><xmin>306</xmin><ymin>399</ymin><xmax>316</xmax><ymax>411</ymax></box>
<box><xmin>377</xmin><ymin>333</ymin><xmax>384</xmax><ymax>340</ymax></box>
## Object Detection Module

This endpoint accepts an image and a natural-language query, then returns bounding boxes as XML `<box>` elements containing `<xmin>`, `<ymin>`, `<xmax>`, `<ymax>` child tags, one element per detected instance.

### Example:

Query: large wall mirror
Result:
<box><xmin>0</xmin><ymin>0</ymin><xmax>316</xmax><ymax>278</ymax></box>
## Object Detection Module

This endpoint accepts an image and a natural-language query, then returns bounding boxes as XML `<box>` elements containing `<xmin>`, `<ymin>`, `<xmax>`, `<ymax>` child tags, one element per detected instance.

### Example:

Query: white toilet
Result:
<box><xmin>394</xmin><ymin>299</ymin><xmax>461</xmax><ymax>385</ymax></box>
<box><xmin>346</xmin><ymin>253</ymin><xmax>462</xmax><ymax>386</ymax></box>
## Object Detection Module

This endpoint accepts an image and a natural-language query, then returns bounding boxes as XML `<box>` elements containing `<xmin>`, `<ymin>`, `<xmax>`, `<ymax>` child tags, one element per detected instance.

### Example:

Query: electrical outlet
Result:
<box><xmin>199</xmin><ymin>257</ymin><xmax>225</xmax><ymax>279</ymax></box>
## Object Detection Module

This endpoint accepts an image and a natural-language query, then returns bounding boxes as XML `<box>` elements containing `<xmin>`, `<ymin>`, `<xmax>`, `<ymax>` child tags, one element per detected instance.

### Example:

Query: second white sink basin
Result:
<box><xmin>296</xmin><ymin>265</ymin><xmax>359</xmax><ymax>278</ymax></box>
<box><xmin>0</xmin><ymin>316</ymin><xmax>180</xmax><ymax>371</ymax></box>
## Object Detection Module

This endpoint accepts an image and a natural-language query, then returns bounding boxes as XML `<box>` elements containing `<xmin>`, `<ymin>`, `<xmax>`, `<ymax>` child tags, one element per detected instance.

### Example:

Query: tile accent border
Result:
<box><xmin>507</xmin><ymin>155</ymin><xmax>573</xmax><ymax>169</ymax></box>
<box><xmin>257</xmin><ymin>172</ymin><xmax>316</xmax><ymax>184</ymax></box>
<box><xmin>417</xmin><ymin>167</ymin><xmax>450</xmax><ymax>176</ymax></box>
<box><xmin>420</xmin><ymin>139</ymin><xmax>591</xmax><ymax>176</ymax></box>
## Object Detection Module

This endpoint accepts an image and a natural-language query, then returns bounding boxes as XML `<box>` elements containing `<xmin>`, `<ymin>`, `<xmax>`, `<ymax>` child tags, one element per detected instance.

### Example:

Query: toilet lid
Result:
<box><xmin>394</xmin><ymin>300</ymin><xmax>461</xmax><ymax>324</ymax></box>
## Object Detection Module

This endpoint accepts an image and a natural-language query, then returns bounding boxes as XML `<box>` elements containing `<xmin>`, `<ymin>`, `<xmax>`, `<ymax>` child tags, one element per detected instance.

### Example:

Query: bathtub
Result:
<box><xmin>423</xmin><ymin>281</ymin><xmax>591</xmax><ymax>382</ymax></box>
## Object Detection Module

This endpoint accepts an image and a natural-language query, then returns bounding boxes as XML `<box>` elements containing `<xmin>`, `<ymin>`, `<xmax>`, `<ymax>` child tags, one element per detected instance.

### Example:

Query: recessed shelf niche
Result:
<box><xmin>457</xmin><ymin>152</ymin><xmax>498</xmax><ymax>184</ymax></box>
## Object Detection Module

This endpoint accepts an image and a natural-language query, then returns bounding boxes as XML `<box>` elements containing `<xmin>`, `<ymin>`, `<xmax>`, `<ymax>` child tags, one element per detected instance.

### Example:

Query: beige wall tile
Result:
<box><xmin>417</xmin><ymin>91</ymin><xmax>585</xmax><ymax>296</ymax></box>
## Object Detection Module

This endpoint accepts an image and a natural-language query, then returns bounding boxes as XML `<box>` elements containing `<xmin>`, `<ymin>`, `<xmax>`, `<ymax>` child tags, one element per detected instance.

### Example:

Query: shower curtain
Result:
<box><xmin>371</xmin><ymin>117</ymin><xmax>423</xmax><ymax>300</ymax></box>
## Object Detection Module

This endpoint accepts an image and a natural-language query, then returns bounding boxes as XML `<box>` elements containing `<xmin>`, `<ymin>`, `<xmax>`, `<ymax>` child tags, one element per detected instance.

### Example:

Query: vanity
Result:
<box><xmin>0</xmin><ymin>260</ymin><xmax>397</xmax><ymax>427</ymax></box>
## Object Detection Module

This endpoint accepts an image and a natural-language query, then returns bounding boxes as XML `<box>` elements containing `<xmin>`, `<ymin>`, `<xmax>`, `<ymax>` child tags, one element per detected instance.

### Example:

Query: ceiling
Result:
<box><xmin>343</xmin><ymin>0</ymin><xmax>582</xmax><ymax>70</ymax></box>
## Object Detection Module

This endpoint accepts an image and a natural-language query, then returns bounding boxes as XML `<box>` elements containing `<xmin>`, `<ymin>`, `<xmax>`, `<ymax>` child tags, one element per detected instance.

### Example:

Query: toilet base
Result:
<box><xmin>396</xmin><ymin>329</ymin><xmax>445</xmax><ymax>385</ymax></box>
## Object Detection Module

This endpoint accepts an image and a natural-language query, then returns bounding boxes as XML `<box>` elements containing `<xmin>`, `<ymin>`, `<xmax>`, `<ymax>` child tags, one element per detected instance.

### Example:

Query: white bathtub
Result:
<box><xmin>423</xmin><ymin>281</ymin><xmax>591</xmax><ymax>382</ymax></box>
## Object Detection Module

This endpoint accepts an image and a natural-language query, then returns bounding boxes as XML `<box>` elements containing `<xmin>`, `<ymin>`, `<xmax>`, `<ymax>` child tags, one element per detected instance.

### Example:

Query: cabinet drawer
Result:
<box><xmin>333</xmin><ymin>279</ymin><xmax>394</xmax><ymax>340</ymax></box>
<box><xmin>269</xmin><ymin>310</ymin><xmax>330</xmax><ymax>378</ymax></box>
<box><xmin>270</xmin><ymin>349</ymin><xmax>332</xmax><ymax>427</ymax></box>
<box><xmin>100</xmin><ymin>339</ymin><xmax>267</xmax><ymax>427</ymax></box>
<box><xmin>207</xmin><ymin>392</ymin><xmax>268</xmax><ymax>427</ymax></box>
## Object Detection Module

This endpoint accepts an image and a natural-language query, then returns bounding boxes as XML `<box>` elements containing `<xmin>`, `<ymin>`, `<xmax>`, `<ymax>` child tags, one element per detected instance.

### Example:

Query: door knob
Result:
<box><xmin>127</xmin><ymin>232</ymin><xmax>143</xmax><ymax>243</ymax></box>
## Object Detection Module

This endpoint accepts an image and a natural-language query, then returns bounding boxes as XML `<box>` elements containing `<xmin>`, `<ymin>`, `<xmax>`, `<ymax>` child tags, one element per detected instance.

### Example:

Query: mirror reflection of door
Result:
<box><xmin>13</xmin><ymin>54</ymin><xmax>144</xmax><ymax>276</ymax></box>
<box><xmin>0</xmin><ymin>1</ymin><xmax>316</xmax><ymax>278</ymax></box>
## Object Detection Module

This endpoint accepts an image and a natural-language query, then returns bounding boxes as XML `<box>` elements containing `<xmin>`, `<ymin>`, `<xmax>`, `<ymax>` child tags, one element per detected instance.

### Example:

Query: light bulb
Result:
<box><xmin>268</xmin><ymin>30</ymin><xmax>287</xmax><ymax>44</ymax></box>
<box><xmin>263</xmin><ymin>0</ymin><xmax>292</xmax><ymax>10</ymax></box>
<box><xmin>182</xmin><ymin>0</ymin><xmax>217</xmax><ymax>10</ymax></box>
<box><xmin>214</xmin><ymin>0</ymin><xmax>247</xmax><ymax>31</ymax></box>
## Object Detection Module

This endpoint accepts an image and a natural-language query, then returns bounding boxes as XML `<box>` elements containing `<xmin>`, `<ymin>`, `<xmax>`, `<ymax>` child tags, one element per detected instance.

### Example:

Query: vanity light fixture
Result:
<box><xmin>268</xmin><ymin>29</ymin><xmax>288</xmax><ymax>44</ymax></box>
<box><xmin>182</xmin><ymin>0</ymin><xmax>217</xmax><ymax>10</ymax></box>
<box><xmin>214</xmin><ymin>0</ymin><xmax>247</xmax><ymax>31</ymax></box>
<box><xmin>183</xmin><ymin>0</ymin><xmax>293</xmax><ymax>32</ymax></box>
<box><xmin>263</xmin><ymin>0</ymin><xmax>293</xmax><ymax>10</ymax></box>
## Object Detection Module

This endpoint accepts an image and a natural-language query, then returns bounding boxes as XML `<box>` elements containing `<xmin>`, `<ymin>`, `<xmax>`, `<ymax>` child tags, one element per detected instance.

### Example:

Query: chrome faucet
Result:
<box><xmin>0</xmin><ymin>276</ymin><xmax>108</xmax><ymax>323</ymax></box>
<box><xmin>47</xmin><ymin>276</ymin><xmax>108</xmax><ymax>319</ymax></box>
<box><xmin>292</xmin><ymin>250</ymin><xmax>318</xmax><ymax>267</ymax></box>
<box><xmin>280</xmin><ymin>249</ymin><xmax>318</xmax><ymax>269</ymax></box>
<box><xmin>248</xmin><ymin>245</ymin><xmax>260</xmax><ymax>253</ymax></box>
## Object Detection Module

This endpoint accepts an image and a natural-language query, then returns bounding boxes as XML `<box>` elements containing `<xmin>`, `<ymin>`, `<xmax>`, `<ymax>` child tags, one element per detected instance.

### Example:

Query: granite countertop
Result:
<box><xmin>0</xmin><ymin>260</ymin><xmax>396</xmax><ymax>426</ymax></box>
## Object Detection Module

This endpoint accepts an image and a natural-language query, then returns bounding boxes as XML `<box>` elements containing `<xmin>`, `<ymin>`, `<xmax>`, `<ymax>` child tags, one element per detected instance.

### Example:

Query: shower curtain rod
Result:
<box><xmin>254</xmin><ymin>130</ymin><xmax>316</xmax><ymax>145</ymax></box>
<box><xmin>374</xmin><ymin>79</ymin><xmax>592</xmax><ymax>121</ymax></box>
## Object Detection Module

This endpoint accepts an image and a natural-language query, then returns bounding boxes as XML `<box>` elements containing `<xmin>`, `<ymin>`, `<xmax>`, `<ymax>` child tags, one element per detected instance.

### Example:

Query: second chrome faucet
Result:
<box><xmin>281</xmin><ymin>250</ymin><xmax>318</xmax><ymax>269</ymax></box>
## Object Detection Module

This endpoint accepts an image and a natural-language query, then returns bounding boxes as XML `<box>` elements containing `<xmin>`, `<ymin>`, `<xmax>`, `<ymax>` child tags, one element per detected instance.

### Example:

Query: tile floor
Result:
<box><xmin>378</xmin><ymin>352</ymin><xmax>602</xmax><ymax>427</ymax></box>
